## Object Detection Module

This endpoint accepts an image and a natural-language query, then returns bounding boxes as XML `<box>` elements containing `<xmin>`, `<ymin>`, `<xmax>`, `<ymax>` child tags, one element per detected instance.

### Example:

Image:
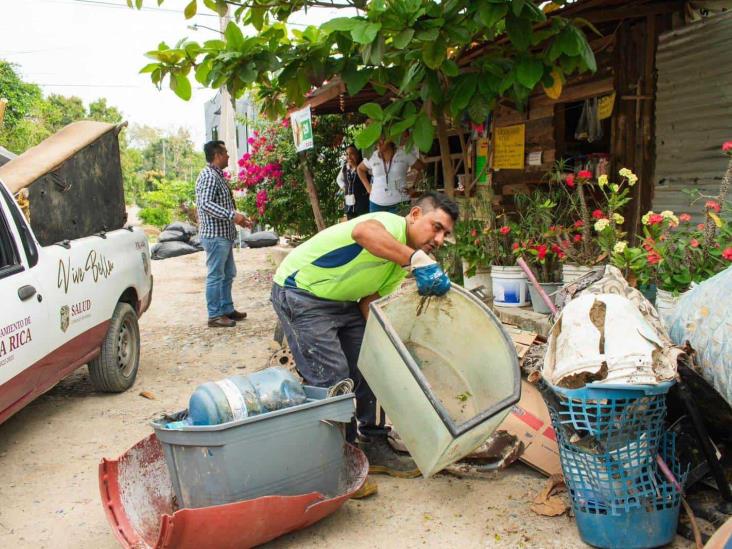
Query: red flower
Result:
<box><xmin>648</xmin><ymin>213</ymin><xmax>665</xmax><ymax>226</ymax></box>
<box><xmin>536</xmin><ymin>244</ymin><xmax>548</xmax><ymax>260</ymax></box>
<box><xmin>690</xmin><ymin>239</ymin><xmax>700</xmax><ymax>248</ymax></box>
<box><xmin>573</xmin><ymin>234</ymin><xmax>583</xmax><ymax>243</ymax></box>
<box><xmin>499</xmin><ymin>226</ymin><xmax>511</xmax><ymax>235</ymax></box>
<box><xmin>560</xmin><ymin>239</ymin><xmax>571</xmax><ymax>249</ymax></box>
<box><xmin>697</xmin><ymin>223</ymin><xmax>706</xmax><ymax>231</ymax></box>
<box><xmin>565</xmin><ymin>174</ymin><xmax>575</xmax><ymax>188</ymax></box>
<box><xmin>577</xmin><ymin>169</ymin><xmax>593</xmax><ymax>180</ymax></box>
<box><xmin>723</xmin><ymin>247</ymin><xmax>732</xmax><ymax>261</ymax></box>
<box><xmin>557</xmin><ymin>251</ymin><xmax>566</xmax><ymax>260</ymax></box>
<box><xmin>723</xmin><ymin>141</ymin><xmax>732</xmax><ymax>152</ymax></box>
<box><xmin>592</xmin><ymin>209</ymin><xmax>604</xmax><ymax>220</ymax></box>
<box><xmin>470</xmin><ymin>229</ymin><xmax>478</xmax><ymax>237</ymax></box>
<box><xmin>551</xmin><ymin>244</ymin><xmax>562</xmax><ymax>254</ymax></box>
<box><xmin>512</xmin><ymin>242</ymin><xmax>520</xmax><ymax>250</ymax></box>
<box><xmin>574</xmin><ymin>220</ymin><xmax>585</xmax><ymax>229</ymax></box>
<box><xmin>647</xmin><ymin>251</ymin><xmax>662</xmax><ymax>265</ymax></box>
<box><xmin>679</xmin><ymin>213</ymin><xmax>692</xmax><ymax>223</ymax></box>
<box><xmin>706</xmin><ymin>200</ymin><xmax>721</xmax><ymax>213</ymax></box>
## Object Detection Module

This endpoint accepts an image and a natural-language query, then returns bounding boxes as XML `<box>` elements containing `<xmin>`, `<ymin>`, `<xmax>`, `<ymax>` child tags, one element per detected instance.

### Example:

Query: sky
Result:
<box><xmin>0</xmin><ymin>0</ymin><xmax>346</xmax><ymax>147</ymax></box>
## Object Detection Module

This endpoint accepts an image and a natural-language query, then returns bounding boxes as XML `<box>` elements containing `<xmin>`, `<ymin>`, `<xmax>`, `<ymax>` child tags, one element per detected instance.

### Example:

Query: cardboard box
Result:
<box><xmin>498</xmin><ymin>380</ymin><xmax>561</xmax><ymax>476</ymax></box>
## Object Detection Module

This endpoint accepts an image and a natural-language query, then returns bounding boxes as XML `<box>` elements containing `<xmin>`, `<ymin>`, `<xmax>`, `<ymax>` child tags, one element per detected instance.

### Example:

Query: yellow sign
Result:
<box><xmin>494</xmin><ymin>124</ymin><xmax>525</xmax><ymax>170</ymax></box>
<box><xmin>598</xmin><ymin>92</ymin><xmax>616</xmax><ymax>120</ymax></box>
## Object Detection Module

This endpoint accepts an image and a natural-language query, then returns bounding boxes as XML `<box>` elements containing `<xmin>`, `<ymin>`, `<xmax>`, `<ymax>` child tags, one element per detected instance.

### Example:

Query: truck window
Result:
<box><xmin>0</xmin><ymin>207</ymin><xmax>22</xmax><ymax>278</ymax></box>
<box><xmin>0</xmin><ymin>184</ymin><xmax>38</xmax><ymax>268</ymax></box>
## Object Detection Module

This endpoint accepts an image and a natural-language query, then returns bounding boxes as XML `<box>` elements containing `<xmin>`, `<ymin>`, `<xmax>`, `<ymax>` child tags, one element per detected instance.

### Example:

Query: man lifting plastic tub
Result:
<box><xmin>270</xmin><ymin>192</ymin><xmax>458</xmax><ymax>496</ymax></box>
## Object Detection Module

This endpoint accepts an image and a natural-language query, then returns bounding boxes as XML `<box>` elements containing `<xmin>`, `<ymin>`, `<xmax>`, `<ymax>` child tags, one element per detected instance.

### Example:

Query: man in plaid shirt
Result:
<box><xmin>196</xmin><ymin>140</ymin><xmax>252</xmax><ymax>328</ymax></box>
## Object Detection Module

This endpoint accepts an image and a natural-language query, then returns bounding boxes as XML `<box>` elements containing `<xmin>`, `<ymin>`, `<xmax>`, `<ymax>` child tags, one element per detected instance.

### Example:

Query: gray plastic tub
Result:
<box><xmin>151</xmin><ymin>386</ymin><xmax>355</xmax><ymax>509</ymax></box>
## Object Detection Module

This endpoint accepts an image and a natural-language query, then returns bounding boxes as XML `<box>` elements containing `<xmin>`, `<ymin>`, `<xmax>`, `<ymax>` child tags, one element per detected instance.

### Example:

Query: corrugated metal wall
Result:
<box><xmin>653</xmin><ymin>12</ymin><xmax>732</xmax><ymax>219</ymax></box>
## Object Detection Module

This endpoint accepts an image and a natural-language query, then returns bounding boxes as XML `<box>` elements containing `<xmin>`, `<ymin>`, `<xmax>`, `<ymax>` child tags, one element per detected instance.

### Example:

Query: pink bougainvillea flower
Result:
<box><xmin>577</xmin><ymin>169</ymin><xmax>593</xmax><ymax>180</ymax></box>
<box><xmin>690</xmin><ymin>239</ymin><xmax>700</xmax><ymax>248</ymax></box>
<box><xmin>648</xmin><ymin>213</ymin><xmax>665</xmax><ymax>226</ymax></box>
<box><xmin>565</xmin><ymin>174</ymin><xmax>575</xmax><ymax>188</ymax></box>
<box><xmin>706</xmin><ymin>200</ymin><xmax>721</xmax><ymax>213</ymax></box>
<box><xmin>592</xmin><ymin>209</ymin><xmax>604</xmax><ymax>220</ymax></box>
<box><xmin>697</xmin><ymin>223</ymin><xmax>707</xmax><ymax>231</ymax></box>
<box><xmin>722</xmin><ymin>141</ymin><xmax>732</xmax><ymax>152</ymax></box>
<box><xmin>679</xmin><ymin>213</ymin><xmax>692</xmax><ymax>223</ymax></box>
<box><xmin>723</xmin><ymin>247</ymin><xmax>732</xmax><ymax>261</ymax></box>
<box><xmin>499</xmin><ymin>226</ymin><xmax>511</xmax><ymax>235</ymax></box>
<box><xmin>574</xmin><ymin>220</ymin><xmax>585</xmax><ymax>229</ymax></box>
<box><xmin>573</xmin><ymin>234</ymin><xmax>583</xmax><ymax>243</ymax></box>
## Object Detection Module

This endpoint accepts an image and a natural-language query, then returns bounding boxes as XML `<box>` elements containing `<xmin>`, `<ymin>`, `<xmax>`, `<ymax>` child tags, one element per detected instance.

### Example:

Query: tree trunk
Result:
<box><xmin>436</xmin><ymin>111</ymin><xmax>455</xmax><ymax>197</ymax></box>
<box><xmin>300</xmin><ymin>153</ymin><xmax>326</xmax><ymax>232</ymax></box>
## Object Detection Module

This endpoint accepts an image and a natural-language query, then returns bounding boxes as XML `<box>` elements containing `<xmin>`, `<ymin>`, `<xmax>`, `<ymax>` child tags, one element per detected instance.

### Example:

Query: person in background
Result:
<box><xmin>337</xmin><ymin>144</ymin><xmax>370</xmax><ymax>220</ymax></box>
<box><xmin>357</xmin><ymin>138</ymin><xmax>425</xmax><ymax>214</ymax></box>
<box><xmin>195</xmin><ymin>140</ymin><xmax>252</xmax><ymax>328</ymax></box>
<box><xmin>270</xmin><ymin>192</ymin><xmax>458</xmax><ymax>497</ymax></box>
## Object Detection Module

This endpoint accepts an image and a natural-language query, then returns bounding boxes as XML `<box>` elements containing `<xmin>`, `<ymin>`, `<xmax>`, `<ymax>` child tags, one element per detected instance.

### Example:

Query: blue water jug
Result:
<box><xmin>188</xmin><ymin>367</ymin><xmax>307</xmax><ymax>425</ymax></box>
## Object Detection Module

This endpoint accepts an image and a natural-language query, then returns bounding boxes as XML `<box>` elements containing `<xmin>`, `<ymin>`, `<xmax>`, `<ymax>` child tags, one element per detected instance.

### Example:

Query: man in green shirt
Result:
<box><xmin>271</xmin><ymin>192</ymin><xmax>458</xmax><ymax>486</ymax></box>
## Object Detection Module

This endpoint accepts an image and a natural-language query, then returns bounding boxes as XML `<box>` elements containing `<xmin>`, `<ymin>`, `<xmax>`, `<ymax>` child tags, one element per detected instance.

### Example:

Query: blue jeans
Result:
<box><xmin>201</xmin><ymin>237</ymin><xmax>236</xmax><ymax>319</ymax></box>
<box><xmin>369</xmin><ymin>200</ymin><xmax>401</xmax><ymax>214</ymax></box>
<box><xmin>270</xmin><ymin>284</ymin><xmax>386</xmax><ymax>442</ymax></box>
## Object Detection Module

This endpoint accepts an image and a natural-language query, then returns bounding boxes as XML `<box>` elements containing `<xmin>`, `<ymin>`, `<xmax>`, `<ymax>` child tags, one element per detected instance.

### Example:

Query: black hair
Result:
<box><xmin>345</xmin><ymin>143</ymin><xmax>363</xmax><ymax>163</ymax></box>
<box><xmin>204</xmin><ymin>140</ymin><xmax>226</xmax><ymax>163</ymax></box>
<box><xmin>413</xmin><ymin>191</ymin><xmax>460</xmax><ymax>222</ymax></box>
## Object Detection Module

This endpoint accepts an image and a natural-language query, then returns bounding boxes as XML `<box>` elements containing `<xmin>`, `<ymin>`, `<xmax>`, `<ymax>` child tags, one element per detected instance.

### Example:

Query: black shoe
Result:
<box><xmin>225</xmin><ymin>310</ymin><xmax>247</xmax><ymax>321</ymax></box>
<box><xmin>208</xmin><ymin>316</ymin><xmax>236</xmax><ymax>328</ymax></box>
<box><xmin>358</xmin><ymin>435</ymin><xmax>421</xmax><ymax>478</ymax></box>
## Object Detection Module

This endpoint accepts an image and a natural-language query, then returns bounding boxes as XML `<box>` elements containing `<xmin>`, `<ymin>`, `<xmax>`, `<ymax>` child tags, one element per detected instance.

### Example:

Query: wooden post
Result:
<box><xmin>436</xmin><ymin>112</ymin><xmax>455</xmax><ymax>197</ymax></box>
<box><xmin>300</xmin><ymin>152</ymin><xmax>326</xmax><ymax>232</ymax></box>
<box><xmin>0</xmin><ymin>98</ymin><xmax>7</xmax><ymax>127</ymax></box>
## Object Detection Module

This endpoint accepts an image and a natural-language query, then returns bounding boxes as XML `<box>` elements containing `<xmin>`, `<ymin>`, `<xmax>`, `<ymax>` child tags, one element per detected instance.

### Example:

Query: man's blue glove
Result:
<box><xmin>410</xmin><ymin>250</ymin><xmax>451</xmax><ymax>296</ymax></box>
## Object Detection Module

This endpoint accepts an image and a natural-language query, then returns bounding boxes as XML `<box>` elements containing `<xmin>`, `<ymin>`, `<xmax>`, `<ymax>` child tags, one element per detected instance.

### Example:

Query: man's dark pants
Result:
<box><xmin>270</xmin><ymin>284</ymin><xmax>384</xmax><ymax>441</ymax></box>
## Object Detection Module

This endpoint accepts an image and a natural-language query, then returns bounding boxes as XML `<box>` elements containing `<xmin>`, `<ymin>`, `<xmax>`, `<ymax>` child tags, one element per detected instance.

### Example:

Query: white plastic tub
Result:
<box><xmin>358</xmin><ymin>285</ymin><xmax>521</xmax><ymax>477</ymax></box>
<box><xmin>492</xmin><ymin>265</ymin><xmax>529</xmax><ymax>307</ymax></box>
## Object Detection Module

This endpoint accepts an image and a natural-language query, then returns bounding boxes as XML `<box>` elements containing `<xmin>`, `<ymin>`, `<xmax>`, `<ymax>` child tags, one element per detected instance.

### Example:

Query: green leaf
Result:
<box><xmin>412</xmin><ymin>112</ymin><xmax>435</xmax><ymax>152</ymax></box>
<box><xmin>477</xmin><ymin>2</ymin><xmax>508</xmax><ymax>29</ymax></box>
<box><xmin>557</xmin><ymin>27</ymin><xmax>581</xmax><ymax>56</ymax></box>
<box><xmin>139</xmin><ymin>63</ymin><xmax>159</xmax><ymax>74</ymax></box>
<box><xmin>522</xmin><ymin>1</ymin><xmax>547</xmax><ymax>22</ymax></box>
<box><xmin>321</xmin><ymin>17</ymin><xmax>360</xmax><ymax>33</ymax></box>
<box><xmin>515</xmin><ymin>57</ymin><xmax>544</xmax><ymax>89</ymax></box>
<box><xmin>442</xmin><ymin>59</ymin><xmax>460</xmax><ymax>77</ymax></box>
<box><xmin>364</xmin><ymin>34</ymin><xmax>385</xmax><ymax>65</ymax></box>
<box><xmin>393</xmin><ymin>28</ymin><xmax>415</xmax><ymax>49</ymax></box>
<box><xmin>451</xmin><ymin>73</ymin><xmax>478</xmax><ymax>113</ymax></box>
<box><xmin>468</xmin><ymin>94</ymin><xmax>492</xmax><ymax>123</ymax></box>
<box><xmin>389</xmin><ymin>114</ymin><xmax>418</xmax><ymax>138</ymax></box>
<box><xmin>343</xmin><ymin>67</ymin><xmax>372</xmax><ymax>95</ymax></box>
<box><xmin>224</xmin><ymin>21</ymin><xmax>244</xmax><ymax>50</ymax></box>
<box><xmin>184</xmin><ymin>0</ymin><xmax>197</xmax><ymax>19</ymax></box>
<box><xmin>194</xmin><ymin>62</ymin><xmax>211</xmax><ymax>85</ymax></box>
<box><xmin>573</xmin><ymin>27</ymin><xmax>597</xmax><ymax>72</ymax></box>
<box><xmin>400</xmin><ymin>63</ymin><xmax>424</xmax><ymax>93</ymax></box>
<box><xmin>506</xmin><ymin>13</ymin><xmax>532</xmax><ymax>50</ymax></box>
<box><xmin>355</xmin><ymin>121</ymin><xmax>383</xmax><ymax>149</ymax></box>
<box><xmin>351</xmin><ymin>21</ymin><xmax>381</xmax><ymax>45</ymax></box>
<box><xmin>511</xmin><ymin>0</ymin><xmax>526</xmax><ymax>16</ymax></box>
<box><xmin>422</xmin><ymin>37</ymin><xmax>446</xmax><ymax>70</ymax></box>
<box><xmin>416</xmin><ymin>28</ymin><xmax>440</xmax><ymax>41</ymax></box>
<box><xmin>170</xmin><ymin>73</ymin><xmax>192</xmax><ymax>101</ymax></box>
<box><xmin>203</xmin><ymin>0</ymin><xmax>227</xmax><ymax>16</ymax></box>
<box><xmin>359</xmin><ymin>102</ymin><xmax>384</xmax><ymax>121</ymax></box>
<box><xmin>250</xmin><ymin>7</ymin><xmax>265</xmax><ymax>31</ymax></box>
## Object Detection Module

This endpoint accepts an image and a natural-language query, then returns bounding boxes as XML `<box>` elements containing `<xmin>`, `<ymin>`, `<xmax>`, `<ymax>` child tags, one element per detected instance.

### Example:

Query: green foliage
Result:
<box><xmin>138</xmin><ymin>178</ymin><xmax>197</xmax><ymax>228</ymax></box>
<box><xmin>134</xmin><ymin>1</ymin><xmax>597</xmax><ymax>155</ymax></box>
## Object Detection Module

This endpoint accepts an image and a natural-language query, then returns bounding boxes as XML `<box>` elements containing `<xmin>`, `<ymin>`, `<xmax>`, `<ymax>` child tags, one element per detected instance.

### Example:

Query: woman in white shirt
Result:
<box><xmin>336</xmin><ymin>144</ymin><xmax>370</xmax><ymax>219</ymax></box>
<box><xmin>357</xmin><ymin>138</ymin><xmax>424</xmax><ymax>213</ymax></box>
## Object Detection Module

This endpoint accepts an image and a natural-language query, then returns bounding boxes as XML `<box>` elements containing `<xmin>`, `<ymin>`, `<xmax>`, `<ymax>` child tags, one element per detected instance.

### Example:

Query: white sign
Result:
<box><xmin>291</xmin><ymin>106</ymin><xmax>314</xmax><ymax>152</ymax></box>
<box><xmin>528</xmin><ymin>151</ymin><xmax>543</xmax><ymax>166</ymax></box>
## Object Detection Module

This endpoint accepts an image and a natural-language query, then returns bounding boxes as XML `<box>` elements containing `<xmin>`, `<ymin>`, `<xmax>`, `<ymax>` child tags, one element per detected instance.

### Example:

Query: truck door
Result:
<box><xmin>0</xmin><ymin>193</ymin><xmax>49</xmax><ymax>421</ymax></box>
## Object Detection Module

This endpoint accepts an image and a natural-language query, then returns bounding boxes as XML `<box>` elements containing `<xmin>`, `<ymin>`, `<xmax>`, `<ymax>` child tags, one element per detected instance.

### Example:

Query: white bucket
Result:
<box><xmin>492</xmin><ymin>265</ymin><xmax>529</xmax><ymax>307</ymax></box>
<box><xmin>655</xmin><ymin>288</ymin><xmax>690</xmax><ymax>329</ymax></box>
<box><xmin>462</xmin><ymin>261</ymin><xmax>492</xmax><ymax>294</ymax></box>
<box><xmin>562</xmin><ymin>263</ymin><xmax>603</xmax><ymax>284</ymax></box>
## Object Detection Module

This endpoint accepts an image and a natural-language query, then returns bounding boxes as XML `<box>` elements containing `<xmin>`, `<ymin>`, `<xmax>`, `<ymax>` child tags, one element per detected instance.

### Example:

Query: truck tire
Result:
<box><xmin>89</xmin><ymin>302</ymin><xmax>140</xmax><ymax>393</ymax></box>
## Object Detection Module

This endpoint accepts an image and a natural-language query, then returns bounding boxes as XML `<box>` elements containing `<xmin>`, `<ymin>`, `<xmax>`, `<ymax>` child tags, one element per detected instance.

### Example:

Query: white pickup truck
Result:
<box><xmin>0</xmin><ymin>122</ymin><xmax>153</xmax><ymax>425</ymax></box>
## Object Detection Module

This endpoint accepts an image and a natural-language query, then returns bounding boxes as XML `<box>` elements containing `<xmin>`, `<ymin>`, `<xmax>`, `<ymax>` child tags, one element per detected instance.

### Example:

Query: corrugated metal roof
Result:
<box><xmin>654</xmin><ymin>11</ymin><xmax>732</xmax><ymax>219</ymax></box>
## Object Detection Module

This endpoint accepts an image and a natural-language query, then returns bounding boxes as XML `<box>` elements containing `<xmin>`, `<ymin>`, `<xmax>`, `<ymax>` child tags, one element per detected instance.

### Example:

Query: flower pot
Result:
<box><xmin>492</xmin><ymin>265</ymin><xmax>529</xmax><ymax>308</ymax></box>
<box><xmin>462</xmin><ymin>261</ymin><xmax>492</xmax><ymax>296</ymax></box>
<box><xmin>528</xmin><ymin>282</ymin><xmax>561</xmax><ymax>315</ymax></box>
<box><xmin>561</xmin><ymin>263</ymin><xmax>604</xmax><ymax>285</ymax></box>
<box><xmin>655</xmin><ymin>288</ymin><xmax>691</xmax><ymax>329</ymax></box>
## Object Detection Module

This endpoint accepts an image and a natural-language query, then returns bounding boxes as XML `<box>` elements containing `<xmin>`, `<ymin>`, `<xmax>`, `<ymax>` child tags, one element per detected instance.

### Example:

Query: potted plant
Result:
<box><xmin>488</xmin><ymin>220</ymin><xmax>530</xmax><ymax>308</ymax></box>
<box><xmin>454</xmin><ymin>195</ymin><xmax>494</xmax><ymax>291</ymax></box>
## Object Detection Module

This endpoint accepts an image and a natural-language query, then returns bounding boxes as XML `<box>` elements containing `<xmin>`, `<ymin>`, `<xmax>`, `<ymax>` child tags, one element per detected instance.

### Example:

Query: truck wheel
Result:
<box><xmin>89</xmin><ymin>302</ymin><xmax>140</xmax><ymax>393</ymax></box>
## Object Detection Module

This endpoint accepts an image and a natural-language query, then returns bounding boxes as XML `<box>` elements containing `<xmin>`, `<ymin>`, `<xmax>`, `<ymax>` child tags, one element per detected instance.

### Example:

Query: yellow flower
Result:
<box><xmin>598</xmin><ymin>174</ymin><xmax>608</xmax><ymax>188</ymax></box>
<box><xmin>627</xmin><ymin>173</ymin><xmax>638</xmax><ymax>186</ymax></box>
<box><xmin>642</xmin><ymin>211</ymin><xmax>654</xmax><ymax>225</ymax></box>
<box><xmin>610</xmin><ymin>184</ymin><xmax>620</xmax><ymax>192</ymax></box>
<box><xmin>661</xmin><ymin>210</ymin><xmax>679</xmax><ymax>226</ymax></box>
<box><xmin>594</xmin><ymin>218</ymin><xmax>610</xmax><ymax>232</ymax></box>
<box><xmin>614</xmin><ymin>241</ymin><xmax>627</xmax><ymax>254</ymax></box>
<box><xmin>619</xmin><ymin>167</ymin><xmax>632</xmax><ymax>178</ymax></box>
<box><xmin>613</xmin><ymin>213</ymin><xmax>625</xmax><ymax>224</ymax></box>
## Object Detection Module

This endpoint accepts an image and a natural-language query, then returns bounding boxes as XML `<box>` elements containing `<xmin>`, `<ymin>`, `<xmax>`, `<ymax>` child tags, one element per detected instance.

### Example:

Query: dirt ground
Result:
<box><xmin>0</xmin><ymin>247</ymin><xmax>693</xmax><ymax>549</ymax></box>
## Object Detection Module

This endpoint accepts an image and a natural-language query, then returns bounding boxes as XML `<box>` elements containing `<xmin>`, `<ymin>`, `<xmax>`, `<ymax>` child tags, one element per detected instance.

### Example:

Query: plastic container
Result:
<box><xmin>492</xmin><ymin>265</ymin><xmax>529</xmax><ymax>307</ymax></box>
<box><xmin>188</xmin><ymin>367</ymin><xmax>307</xmax><ymax>425</ymax></box>
<box><xmin>151</xmin><ymin>385</ymin><xmax>355</xmax><ymax>509</ymax></box>
<box><xmin>462</xmin><ymin>262</ymin><xmax>492</xmax><ymax>294</ymax></box>
<box><xmin>528</xmin><ymin>282</ymin><xmax>561</xmax><ymax>314</ymax></box>
<box><xmin>358</xmin><ymin>284</ymin><xmax>521</xmax><ymax>477</ymax></box>
<box><xmin>562</xmin><ymin>263</ymin><xmax>602</xmax><ymax>284</ymax></box>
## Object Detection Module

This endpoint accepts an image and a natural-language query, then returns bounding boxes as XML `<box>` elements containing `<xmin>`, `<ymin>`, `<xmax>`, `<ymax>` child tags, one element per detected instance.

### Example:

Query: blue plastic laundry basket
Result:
<box><xmin>544</xmin><ymin>382</ymin><xmax>685</xmax><ymax>549</ymax></box>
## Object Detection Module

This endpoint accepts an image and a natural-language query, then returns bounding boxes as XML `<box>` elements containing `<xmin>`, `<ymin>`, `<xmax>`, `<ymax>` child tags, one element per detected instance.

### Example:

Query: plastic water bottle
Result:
<box><xmin>188</xmin><ymin>367</ymin><xmax>307</xmax><ymax>425</ymax></box>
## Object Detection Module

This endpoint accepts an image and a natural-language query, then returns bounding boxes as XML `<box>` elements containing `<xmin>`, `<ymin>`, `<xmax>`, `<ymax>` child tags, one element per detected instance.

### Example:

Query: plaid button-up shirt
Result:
<box><xmin>195</xmin><ymin>164</ymin><xmax>237</xmax><ymax>241</ymax></box>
